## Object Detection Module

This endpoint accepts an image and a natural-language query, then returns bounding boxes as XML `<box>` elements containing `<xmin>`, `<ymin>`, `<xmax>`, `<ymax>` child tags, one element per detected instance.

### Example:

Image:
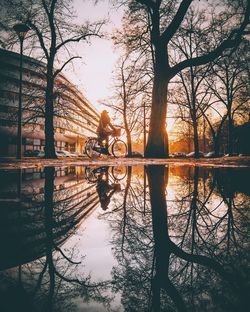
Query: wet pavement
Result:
<box><xmin>0</xmin><ymin>164</ymin><xmax>249</xmax><ymax>311</ymax></box>
<box><xmin>0</xmin><ymin>156</ymin><xmax>250</xmax><ymax>169</ymax></box>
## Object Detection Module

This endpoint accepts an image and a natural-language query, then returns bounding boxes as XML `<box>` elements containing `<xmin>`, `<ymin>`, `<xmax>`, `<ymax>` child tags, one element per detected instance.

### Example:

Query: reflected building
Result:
<box><xmin>0</xmin><ymin>48</ymin><xmax>100</xmax><ymax>156</ymax></box>
<box><xmin>0</xmin><ymin>167</ymin><xmax>99</xmax><ymax>270</ymax></box>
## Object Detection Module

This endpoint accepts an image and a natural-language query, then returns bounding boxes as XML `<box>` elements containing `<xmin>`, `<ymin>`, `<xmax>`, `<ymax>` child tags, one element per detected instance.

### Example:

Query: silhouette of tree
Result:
<box><xmin>205</xmin><ymin>42</ymin><xmax>250</xmax><ymax>155</ymax></box>
<box><xmin>107</xmin><ymin>165</ymin><xmax>250</xmax><ymax>311</ymax></box>
<box><xmin>105</xmin><ymin>54</ymin><xmax>150</xmax><ymax>156</ymax></box>
<box><xmin>113</xmin><ymin>0</ymin><xmax>250</xmax><ymax>157</ymax></box>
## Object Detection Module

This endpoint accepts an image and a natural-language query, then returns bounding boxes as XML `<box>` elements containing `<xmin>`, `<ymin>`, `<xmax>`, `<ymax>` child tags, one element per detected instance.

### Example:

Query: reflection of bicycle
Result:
<box><xmin>84</xmin><ymin>166</ymin><xmax>128</xmax><ymax>184</ymax></box>
<box><xmin>85</xmin><ymin>129</ymin><xmax>127</xmax><ymax>158</ymax></box>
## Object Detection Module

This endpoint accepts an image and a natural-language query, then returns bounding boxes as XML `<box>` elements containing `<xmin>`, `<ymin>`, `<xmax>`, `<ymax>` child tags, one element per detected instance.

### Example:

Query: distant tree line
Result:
<box><xmin>169</xmin><ymin>117</ymin><xmax>250</xmax><ymax>156</ymax></box>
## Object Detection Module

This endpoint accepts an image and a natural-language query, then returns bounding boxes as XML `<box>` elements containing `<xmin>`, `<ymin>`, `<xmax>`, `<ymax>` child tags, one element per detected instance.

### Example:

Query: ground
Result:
<box><xmin>0</xmin><ymin>156</ymin><xmax>250</xmax><ymax>169</ymax></box>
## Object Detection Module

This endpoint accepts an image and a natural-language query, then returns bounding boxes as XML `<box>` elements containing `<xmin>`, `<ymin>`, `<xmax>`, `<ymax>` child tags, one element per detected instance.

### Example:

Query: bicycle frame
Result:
<box><xmin>106</xmin><ymin>136</ymin><xmax>119</xmax><ymax>150</ymax></box>
<box><xmin>95</xmin><ymin>136</ymin><xmax>120</xmax><ymax>153</ymax></box>
<box><xmin>85</xmin><ymin>134</ymin><xmax>127</xmax><ymax>158</ymax></box>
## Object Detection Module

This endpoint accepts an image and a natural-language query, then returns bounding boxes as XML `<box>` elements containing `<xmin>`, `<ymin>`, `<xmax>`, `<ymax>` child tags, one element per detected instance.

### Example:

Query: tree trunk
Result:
<box><xmin>44</xmin><ymin>167</ymin><xmax>55</xmax><ymax>311</ymax></box>
<box><xmin>214</xmin><ymin>135</ymin><xmax>220</xmax><ymax>157</ymax></box>
<box><xmin>126</xmin><ymin>130</ymin><xmax>132</xmax><ymax>156</ymax></box>
<box><xmin>228</xmin><ymin>114</ymin><xmax>234</xmax><ymax>155</ymax></box>
<box><xmin>124</xmin><ymin>113</ymin><xmax>132</xmax><ymax>156</ymax></box>
<box><xmin>193</xmin><ymin>118</ymin><xmax>199</xmax><ymax>158</ymax></box>
<box><xmin>147</xmin><ymin>165</ymin><xmax>187</xmax><ymax>312</ymax></box>
<box><xmin>145</xmin><ymin>77</ymin><xmax>168</xmax><ymax>158</ymax></box>
<box><xmin>45</xmin><ymin>59</ymin><xmax>56</xmax><ymax>159</ymax></box>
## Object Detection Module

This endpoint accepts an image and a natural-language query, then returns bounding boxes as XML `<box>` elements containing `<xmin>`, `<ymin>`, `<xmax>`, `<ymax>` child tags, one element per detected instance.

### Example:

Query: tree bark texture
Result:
<box><xmin>124</xmin><ymin>111</ymin><xmax>132</xmax><ymax>156</ymax></box>
<box><xmin>45</xmin><ymin>60</ymin><xmax>56</xmax><ymax>159</ymax></box>
<box><xmin>145</xmin><ymin>76</ymin><xmax>168</xmax><ymax>158</ymax></box>
<box><xmin>192</xmin><ymin>118</ymin><xmax>199</xmax><ymax>158</ymax></box>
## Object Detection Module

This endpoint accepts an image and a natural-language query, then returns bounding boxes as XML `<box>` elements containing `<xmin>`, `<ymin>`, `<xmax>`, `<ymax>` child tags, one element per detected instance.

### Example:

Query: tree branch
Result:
<box><xmin>53</xmin><ymin>56</ymin><xmax>81</xmax><ymax>77</ymax></box>
<box><xmin>27</xmin><ymin>20</ymin><xmax>49</xmax><ymax>60</ymax></box>
<box><xmin>161</xmin><ymin>0</ymin><xmax>193</xmax><ymax>44</ymax></box>
<box><xmin>170</xmin><ymin>2</ymin><xmax>250</xmax><ymax>78</ymax></box>
<box><xmin>54</xmin><ymin>244</ymin><xmax>81</xmax><ymax>264</ymax></box>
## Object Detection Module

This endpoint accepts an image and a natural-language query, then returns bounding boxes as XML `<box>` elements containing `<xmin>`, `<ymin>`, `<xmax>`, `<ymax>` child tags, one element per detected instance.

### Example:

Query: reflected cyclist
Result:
<box><xmin>95</xmin><ymin>167</ymin><xmax>121</xmax><ymax>210</ymax></box>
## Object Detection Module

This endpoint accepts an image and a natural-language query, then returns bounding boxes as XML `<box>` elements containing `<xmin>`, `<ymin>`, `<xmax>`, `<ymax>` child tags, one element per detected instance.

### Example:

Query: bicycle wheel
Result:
<box><xmin>84</xmin><ymin>166</ymin><xmax>98</xmax><ymax>183</ymax></box>
<box><xmin>111</xmin><ymin>139</ymin><xmax>127</xmax><ymax>157</ymax></box>
<box><xmin>85</xmin><ymin>138</ymin><xmax>101</xmax><ymax>158</ymax></box>
<box><xmin>111</xmin><ymin>166</ymin><xmax>128</xmax><ymax>181</ymax></box>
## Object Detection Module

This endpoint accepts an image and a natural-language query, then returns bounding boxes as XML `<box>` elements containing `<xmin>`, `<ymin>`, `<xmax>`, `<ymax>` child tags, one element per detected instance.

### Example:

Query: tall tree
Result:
<box><xmin>206</xmin><ymin>42</ymin><xmax>250</xmax><ymax>155</ymax></box>
<box><xmin>106</xmin><ymin>53</ymin><xmax>150</xmax><ymax>156</ymax></box>
<box><xmin>170</xmin><ymin>8</ymin><xmax>214</xmax><ymax>157</ymax></box>
<box><xmin>116</xmin><ymin>0</ymin><xmax>250</xmax><ymax>158</ymax></box>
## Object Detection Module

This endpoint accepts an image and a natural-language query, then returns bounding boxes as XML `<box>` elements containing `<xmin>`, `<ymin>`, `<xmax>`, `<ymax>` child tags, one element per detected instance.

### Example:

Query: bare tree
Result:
<box><xmin>113</xmin><ymin>0</ymin><xmax>250</xmax><ymax>158</ymax></box>
<box><xmin>105</xmin><ymin>53</ymin><xmax>150</xmax><ymax>156</ymax></box>
<box><xmin>169</xmin><ymin>8</ymin><xmax>215</xmax><ymax>157</ymax></box>
<box><xmin>205</xmin><ymin>42</ymin><xmax>250</xmax><ymax>155</ymax></box>
<box><xmin>1</xmin><ymin>0</ymin><xmax>104</xmax><ymax>158</ymax></box>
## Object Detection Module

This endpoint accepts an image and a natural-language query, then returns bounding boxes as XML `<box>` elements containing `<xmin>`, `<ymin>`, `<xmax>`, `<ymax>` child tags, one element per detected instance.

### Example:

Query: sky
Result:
<box><xmin>63</xmin><ymin>0</ymin><xmax>124</xmax><ymax>112</ymax></box>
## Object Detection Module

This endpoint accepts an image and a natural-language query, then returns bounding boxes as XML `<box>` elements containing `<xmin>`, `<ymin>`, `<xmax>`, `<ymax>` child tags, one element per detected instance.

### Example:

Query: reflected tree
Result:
<box><xmin>34</xmin><ymin>166</ymin><xmax>111</xmax><ymax>311</ymax></box>
<box><xmin>1</xmin><ymin>166</ymin><xmax>249</xmax><ymax>311</ymax></box>
<box><xmin>0</xmin><ymin>166</ymin><xmax>111</xmax><ymax>312</ymax></box>
<box><xmin>108</xmin><ymin>165</ymin><xmax>250</xmax><ymax>311</ymax></box>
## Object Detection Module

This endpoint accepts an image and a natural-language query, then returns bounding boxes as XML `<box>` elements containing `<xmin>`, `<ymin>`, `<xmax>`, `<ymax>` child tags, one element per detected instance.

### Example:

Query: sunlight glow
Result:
<box><xmin>166</xmin><ymin>118</ymin><xmax>176</xmax><ymax>133</ymax></box>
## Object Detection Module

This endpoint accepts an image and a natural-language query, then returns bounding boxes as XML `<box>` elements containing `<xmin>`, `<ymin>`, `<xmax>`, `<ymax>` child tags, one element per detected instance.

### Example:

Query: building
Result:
<box><xmin>0</xmin><ymin>48</ymin><xmax>100</xmax><ymax>157</ymax></box>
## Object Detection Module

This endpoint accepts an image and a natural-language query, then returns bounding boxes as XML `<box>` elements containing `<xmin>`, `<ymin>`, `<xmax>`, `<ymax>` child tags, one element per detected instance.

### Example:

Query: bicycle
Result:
<box><xmin>84</xmin><ymin>166</ymin><xmax>128</xmax><ymax>184</ymax></box>
<box><xmin>85</xmin><ymin>128</ymin><xmax>127</xmax><ymax>158</ymax></box>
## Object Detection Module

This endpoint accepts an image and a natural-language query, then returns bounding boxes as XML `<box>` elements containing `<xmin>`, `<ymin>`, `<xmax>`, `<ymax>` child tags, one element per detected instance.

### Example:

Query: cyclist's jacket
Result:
<box><xmin>97</xmin><ymin>113</ymin><xmax>114</xmax><ymax>137</ymax></box>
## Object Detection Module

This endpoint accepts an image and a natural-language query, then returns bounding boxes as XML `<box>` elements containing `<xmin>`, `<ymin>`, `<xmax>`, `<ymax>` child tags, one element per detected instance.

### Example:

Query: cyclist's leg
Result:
<box><xmin>105</xmin><ymin>137</ymin><xmax>109</xmax><ymax>150</ymax></box>
<box><xmin>96</xmin><ymin>135</ymin><xmax>103</xmax><ymax>146</ymax></box>
<box><xmin>102</xmin><ymin>134</ymin><xmax>111</xmax><ymax>155</ymax></box>
<box><xmin>97</xmin><ymin>129</ymin><xmax>106</xmax><ymax>146</ymax></box>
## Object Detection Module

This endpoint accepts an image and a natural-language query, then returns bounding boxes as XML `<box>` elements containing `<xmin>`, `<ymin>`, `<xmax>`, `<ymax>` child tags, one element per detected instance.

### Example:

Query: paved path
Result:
<box><xmin>0</xmin><ymin>156</ymin><xmax>250</xmax><ymax>169</ymax></box>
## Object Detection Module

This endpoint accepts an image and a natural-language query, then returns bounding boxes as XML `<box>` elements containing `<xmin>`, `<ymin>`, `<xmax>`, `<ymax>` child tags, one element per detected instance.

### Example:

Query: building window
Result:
<box><xmin>34</xmin><ymin>139</ymin><xmax>40</xmax><ymax>146</ymax></box>
<box><xmin>25</xmin><ymin>138</ymin><xmax>33</xmax><ymax>145</ymax></box>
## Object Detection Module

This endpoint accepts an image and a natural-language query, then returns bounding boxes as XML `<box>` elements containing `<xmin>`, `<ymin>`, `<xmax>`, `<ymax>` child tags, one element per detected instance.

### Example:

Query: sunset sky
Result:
<box><xmin>63</xmin><ymin>0</ymin><xmax>124</xmax><ymax>112</ymax></box>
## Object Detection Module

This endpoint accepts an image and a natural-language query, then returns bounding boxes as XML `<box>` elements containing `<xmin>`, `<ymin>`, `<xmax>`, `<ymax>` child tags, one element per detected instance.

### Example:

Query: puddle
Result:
<box><xmin>0</xmin><ymin>165</ymin><xmax>249</xmax><ymax>311</ymax></box>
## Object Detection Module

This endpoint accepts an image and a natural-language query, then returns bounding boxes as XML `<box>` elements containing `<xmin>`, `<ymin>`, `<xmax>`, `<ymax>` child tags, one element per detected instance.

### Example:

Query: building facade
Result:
<box><xmin>0</xmin><ymin>48</ymin><xmax>100</xmax><ymax>157</ymax></box>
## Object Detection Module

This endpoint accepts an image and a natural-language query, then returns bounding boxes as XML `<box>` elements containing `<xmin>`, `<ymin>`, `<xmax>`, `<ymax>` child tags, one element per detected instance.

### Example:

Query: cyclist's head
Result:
<box><xmin>102</xmin><ymin>110</ymin><xmax>109</xmax><ymax>115</ymax></box>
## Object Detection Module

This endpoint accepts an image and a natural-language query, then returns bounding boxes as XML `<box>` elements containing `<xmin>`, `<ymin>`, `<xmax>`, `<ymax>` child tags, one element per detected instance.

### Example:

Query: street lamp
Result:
<box><xmin>13</xmin><ymin>23</ymin><xmax>30</xmax><ymax>159</ymax></box>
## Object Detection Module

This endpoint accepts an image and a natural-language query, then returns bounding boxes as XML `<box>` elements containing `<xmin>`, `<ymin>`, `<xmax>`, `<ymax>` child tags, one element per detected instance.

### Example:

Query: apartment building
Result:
<box><xmin>0</xmin><ymin>48</ymin><xmax>100</xmax><ymax>156</ymax></box>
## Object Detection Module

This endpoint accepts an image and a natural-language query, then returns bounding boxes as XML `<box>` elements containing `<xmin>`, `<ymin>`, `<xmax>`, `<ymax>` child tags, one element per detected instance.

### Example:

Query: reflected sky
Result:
<box><xmin>0</xmin><ymin>165</ymin><xmax>249</xmax><ymax>312</ymax></box>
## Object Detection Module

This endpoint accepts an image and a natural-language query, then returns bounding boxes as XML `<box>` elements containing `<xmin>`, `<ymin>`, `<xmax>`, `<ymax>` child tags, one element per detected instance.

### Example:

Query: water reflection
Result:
<box><xmin>0</xmin><ymin>167</ymin><xmax>99</xmax><ymax>270</ymax></box>
<box><xmin>147</xmin><ymin>166</ymin><xmax>249</xmax><ymax>312</ymax></box>
<box><xmin>84</xmin><ymin>166</ymin><xmax>124</xmax><ymax>210</ymax></box>
<box><xmin>0</xmin><ymin>165</ymin><xmax>249</xmax><ymax>311</ymax></box>
<box><xmin>0</xmin><ymin>166</ymin><xmax>110</xmax><ymax>312</ymax></box>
